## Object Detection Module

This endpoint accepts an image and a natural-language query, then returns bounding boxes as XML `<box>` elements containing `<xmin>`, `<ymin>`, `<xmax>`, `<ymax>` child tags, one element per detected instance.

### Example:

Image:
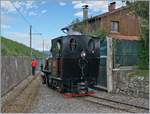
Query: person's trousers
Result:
<box><xmin>32</xmin><ymin>67</ymin><xmax>35</xmax><ymax>75</ymax></box>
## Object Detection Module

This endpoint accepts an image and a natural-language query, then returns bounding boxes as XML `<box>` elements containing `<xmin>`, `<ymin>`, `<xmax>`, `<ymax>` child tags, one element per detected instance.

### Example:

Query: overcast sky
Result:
<box><xmin>1</xmin><ymin>0</ymin><xmax>123</xmax><ymax>51</ymax></box>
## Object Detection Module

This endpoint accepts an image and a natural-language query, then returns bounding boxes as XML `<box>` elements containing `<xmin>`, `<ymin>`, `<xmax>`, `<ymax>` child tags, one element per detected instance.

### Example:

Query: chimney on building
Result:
<box><xmin>108</xmin><ymin>2</ymin><xmax>116</xmax><ymax>12</ymax></box>
<box><xmin>82</xmin><ymin>5</ymin><xmax>88</xmax><ymax>20</ymax></box>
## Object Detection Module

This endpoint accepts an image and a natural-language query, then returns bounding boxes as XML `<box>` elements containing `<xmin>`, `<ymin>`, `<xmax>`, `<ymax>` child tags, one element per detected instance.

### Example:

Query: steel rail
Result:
<box><xmin>90</xmin><ymin>95</ymin><xmax>149</xmax><ymax>110</ymax></box>
<box><xmin>84</xmin><ymin>98</ymin><xmax>134</xmax><ymax>113</ymax></box>
<box><xmin>82</xmin><ymin>95</ymin><xmax>149</xmax><ymax>113</ymax></box>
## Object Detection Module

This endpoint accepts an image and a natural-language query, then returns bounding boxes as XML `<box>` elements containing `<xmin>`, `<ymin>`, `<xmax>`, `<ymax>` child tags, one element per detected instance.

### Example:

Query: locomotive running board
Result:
<box><xmin>63</xmin><ymin>91</ymin><xmax>96</xmax><ymax>98</ymax></box>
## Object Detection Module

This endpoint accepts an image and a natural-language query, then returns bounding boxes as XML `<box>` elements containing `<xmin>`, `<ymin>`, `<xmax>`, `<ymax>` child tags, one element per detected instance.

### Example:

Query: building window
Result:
<box><xmin>111</xmin><ymin>21</ymin><xmax>119</xmax><ymax>32</ymax></box>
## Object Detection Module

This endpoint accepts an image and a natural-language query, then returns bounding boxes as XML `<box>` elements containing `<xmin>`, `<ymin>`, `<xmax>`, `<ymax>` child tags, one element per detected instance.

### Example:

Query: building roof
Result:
<box><xmin>87</xmin><ymin>7</ymin><xmax>125</xmax><ymax>22</ymax></box>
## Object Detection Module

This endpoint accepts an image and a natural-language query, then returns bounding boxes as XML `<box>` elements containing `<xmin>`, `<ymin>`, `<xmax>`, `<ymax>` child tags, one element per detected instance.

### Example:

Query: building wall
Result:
<box><xmin>87</xmin><ymin>8</ymin><xmax>140</xmax><ymax>37</ymax></box>
<box><xmin>112</xmin><ymin>68</ymin><xmax>149</xmax><ymax>98</ymax></box>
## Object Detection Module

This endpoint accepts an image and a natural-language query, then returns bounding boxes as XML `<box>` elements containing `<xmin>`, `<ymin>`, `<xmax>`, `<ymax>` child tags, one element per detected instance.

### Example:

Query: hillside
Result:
<box><xmin>1</xmin><ymin>36</ymin><xmax>43</xmax><ymax>58</ymax></box>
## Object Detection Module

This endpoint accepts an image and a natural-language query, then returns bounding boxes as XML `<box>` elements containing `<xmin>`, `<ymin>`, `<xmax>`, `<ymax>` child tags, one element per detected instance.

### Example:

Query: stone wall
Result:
<box><xmin>1</xmin><ymin>56</ymin><xmax>31</xmax><ymax>96</ymax></box>
<box><xmin>112</xmin><ymin>68</ymin><xmax>149</xmax><ymax>98</ymax></box>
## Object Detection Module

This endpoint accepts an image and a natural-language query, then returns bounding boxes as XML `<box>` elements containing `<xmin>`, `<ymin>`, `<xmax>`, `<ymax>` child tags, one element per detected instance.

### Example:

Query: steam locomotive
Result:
<box><xmin>41</xmin><ymin>35</ymin><xmax>100</xmax><ymax>94</ymax></box>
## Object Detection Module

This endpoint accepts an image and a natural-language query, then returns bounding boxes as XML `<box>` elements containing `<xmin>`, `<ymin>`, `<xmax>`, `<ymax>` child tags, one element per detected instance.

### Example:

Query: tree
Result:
<box><xmin>127</xmin><ymin>1</ymin><xmax>149</xmax><ymax>69</ymax></box>
<box><xmin>71</xmin><ymin>18</ymin><xmax>80</xmax><ymax>24</ymax></box>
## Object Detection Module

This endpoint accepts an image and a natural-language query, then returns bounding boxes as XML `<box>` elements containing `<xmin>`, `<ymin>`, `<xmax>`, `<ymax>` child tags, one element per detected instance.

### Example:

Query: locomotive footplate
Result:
<box><xmin>63</xmin><ymin>91</ymin><xmax>96</xmax><ymax>98</ymax></box>
<box><xmin>63</xmin><ymin>81</ymin><xmax>96</xmax><ymax>98</ymax></box>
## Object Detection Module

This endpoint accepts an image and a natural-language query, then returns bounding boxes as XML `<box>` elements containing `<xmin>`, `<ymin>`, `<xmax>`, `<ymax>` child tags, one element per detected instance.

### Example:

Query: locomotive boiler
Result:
<box><xmin>41</xmin><ymin>35</ymin><xmax>100</xmax><ymax>94</ymax></box>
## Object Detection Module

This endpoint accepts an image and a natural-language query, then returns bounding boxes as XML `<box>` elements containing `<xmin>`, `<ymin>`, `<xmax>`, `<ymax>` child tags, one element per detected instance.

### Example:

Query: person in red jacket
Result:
<box><xmin>31</xmin><ymin>59</ymin><xmax>38</xmax><ymax>76</ymax></box>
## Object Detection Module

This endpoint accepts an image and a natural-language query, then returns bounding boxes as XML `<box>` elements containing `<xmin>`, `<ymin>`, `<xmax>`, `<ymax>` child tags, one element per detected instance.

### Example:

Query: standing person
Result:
<box><xmin>31</xmin><ymin>58</ymin><xmax>38</xmax><ymax>76</ymax></box>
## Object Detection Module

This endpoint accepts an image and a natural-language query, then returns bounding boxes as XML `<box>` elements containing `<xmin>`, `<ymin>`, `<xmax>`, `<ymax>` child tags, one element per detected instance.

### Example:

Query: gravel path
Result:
<box><xmin>2</xmin><ymin>76</ymin><xmax>41</xmax><ymax>113</ymax></box>
<box><xmin>30</xmin><ymin>83</ymin><xmax>127</xmax><ymax>113</ymax></box>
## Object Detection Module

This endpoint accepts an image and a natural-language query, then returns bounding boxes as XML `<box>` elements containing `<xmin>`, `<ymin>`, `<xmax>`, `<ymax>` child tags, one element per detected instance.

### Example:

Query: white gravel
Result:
<box><xmin>30</xmin><ymin>83</ymin><xmax>127</xmax><ymax>113</ymax></box>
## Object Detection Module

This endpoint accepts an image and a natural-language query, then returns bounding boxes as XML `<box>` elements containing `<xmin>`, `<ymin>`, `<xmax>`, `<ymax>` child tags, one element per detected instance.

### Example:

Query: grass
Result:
<box><xmin>128</xmin><ymin>70</ymin><xmax>149</xmax><ymax>80</ymax></box>
<box><xmin>1</xmin><ymin>36</ymin><xmax>43</xmax><ymax>58</ymax></box>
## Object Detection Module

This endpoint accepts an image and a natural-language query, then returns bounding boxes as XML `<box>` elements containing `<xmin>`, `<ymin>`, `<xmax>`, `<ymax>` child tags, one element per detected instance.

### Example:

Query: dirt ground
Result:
<box><xmin>1</xmin><ymin>75</ymin><xmax>41</xmax><ymax>113</ymax></box>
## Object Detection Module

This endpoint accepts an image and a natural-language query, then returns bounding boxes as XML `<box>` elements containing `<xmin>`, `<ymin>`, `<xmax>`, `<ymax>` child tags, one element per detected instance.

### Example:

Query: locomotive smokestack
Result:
<box><xmin>82</xmin><ymin>5</ymin><xmax>88</xmax><ymax>20</ymax></box>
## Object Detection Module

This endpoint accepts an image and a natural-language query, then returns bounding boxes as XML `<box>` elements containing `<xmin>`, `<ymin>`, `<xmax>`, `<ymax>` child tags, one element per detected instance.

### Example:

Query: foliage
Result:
<box><xmin>127</xmin><ymin>1</ymin><xmax>149</xmax><ymax>20</ymax></box>
<box><xmin>72</xmin><ymin>19</ymin><xmax>108</xmax><ymax>39</ymax></box>
<box><xmin>127</xmin><ymin>1</ymin><xmax>149</xmax><ymax>69</ymax></box>
<box><xmin>72</xmin><ymin>22</ymin><xmax>85</xmax><ymax>33</ymax></box>
<box><xmin>138</xmin><ymin>40</ymin><xmax>149</xmax><ymax>69</ymax></box>
<box><xmin>90</xmin><ymin>28</ymin><xmax>108</xmax><ymax>39</ymax></box>
<box><xmin>1</xmin><ymin>36</ymin><xmax>43</xmax><ymax>58</ymax></box>
<box><xmin>71</xmin><ymin>18</ymin><xmax>81</xmax><ymax>24</ymax></box>
<box><xmin>128</xmin><ymin>70</ymin><xmax>149</xmax><ymax>79</ymax></box>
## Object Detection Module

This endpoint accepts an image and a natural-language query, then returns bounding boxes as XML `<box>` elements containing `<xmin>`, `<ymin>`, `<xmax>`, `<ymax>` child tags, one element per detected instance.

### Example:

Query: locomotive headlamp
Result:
<box><xmin>81</xmin><ymin>50</ymin><xmax>86</xmax><ymax>58</ymax></box>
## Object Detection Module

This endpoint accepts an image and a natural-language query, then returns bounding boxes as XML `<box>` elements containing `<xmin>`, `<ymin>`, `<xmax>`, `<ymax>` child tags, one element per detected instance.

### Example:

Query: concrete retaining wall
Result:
<box><xmin>1</xmin><ymin>56</ymin><xmax>31</xmax><ymax>96</ymax></box>
<box><xmin>112</xmin><ymin>68</ymin><xmax>149</xmax><ymax>98</ymax></box>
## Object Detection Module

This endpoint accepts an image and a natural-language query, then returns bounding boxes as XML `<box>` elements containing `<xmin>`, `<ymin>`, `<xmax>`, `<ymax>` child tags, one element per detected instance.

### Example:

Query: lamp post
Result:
<box><xmin>43</xmin><ymin>39</ymin><xmax>44</xmax><ymax>58</ymax></box>
<box><xmin>29</xmin><ymin>25</ymin><xmax>42</xmax><ymax>75</ymax></box>
<box><xmin>30</xmin><ymin>31</ymin><xmax>42</xmax><ymax>58</ymax></box>
<box><xmin>42</xmin><ymin>38</ymin><xmax>51</xmax><ymax>59</ymax></box>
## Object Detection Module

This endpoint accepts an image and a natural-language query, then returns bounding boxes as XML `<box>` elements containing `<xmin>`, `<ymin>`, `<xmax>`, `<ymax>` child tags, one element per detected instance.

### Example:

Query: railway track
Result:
<box><xmin>83</xmin><ymin>95</ymin><xmax>149</xmax><ymax>113</ymax></box>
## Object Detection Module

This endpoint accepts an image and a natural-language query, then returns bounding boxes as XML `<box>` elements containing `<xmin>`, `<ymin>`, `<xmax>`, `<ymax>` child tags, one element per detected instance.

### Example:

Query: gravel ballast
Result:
<box><xmin>2</xmin><ymin>73</ymin><xmax>148</xmax><ymax>113</ymax></box>
<box><xmin>30</xmin><ymin>83</ymin><xmax>127</xmax><ymax>113</ymax></box>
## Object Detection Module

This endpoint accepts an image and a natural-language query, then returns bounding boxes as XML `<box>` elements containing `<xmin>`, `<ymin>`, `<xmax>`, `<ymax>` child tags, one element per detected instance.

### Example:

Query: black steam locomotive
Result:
<box><xmin>41</xmin><ymin>35</ymin><xmax>100</xmax><ymax>94</ymax></box>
